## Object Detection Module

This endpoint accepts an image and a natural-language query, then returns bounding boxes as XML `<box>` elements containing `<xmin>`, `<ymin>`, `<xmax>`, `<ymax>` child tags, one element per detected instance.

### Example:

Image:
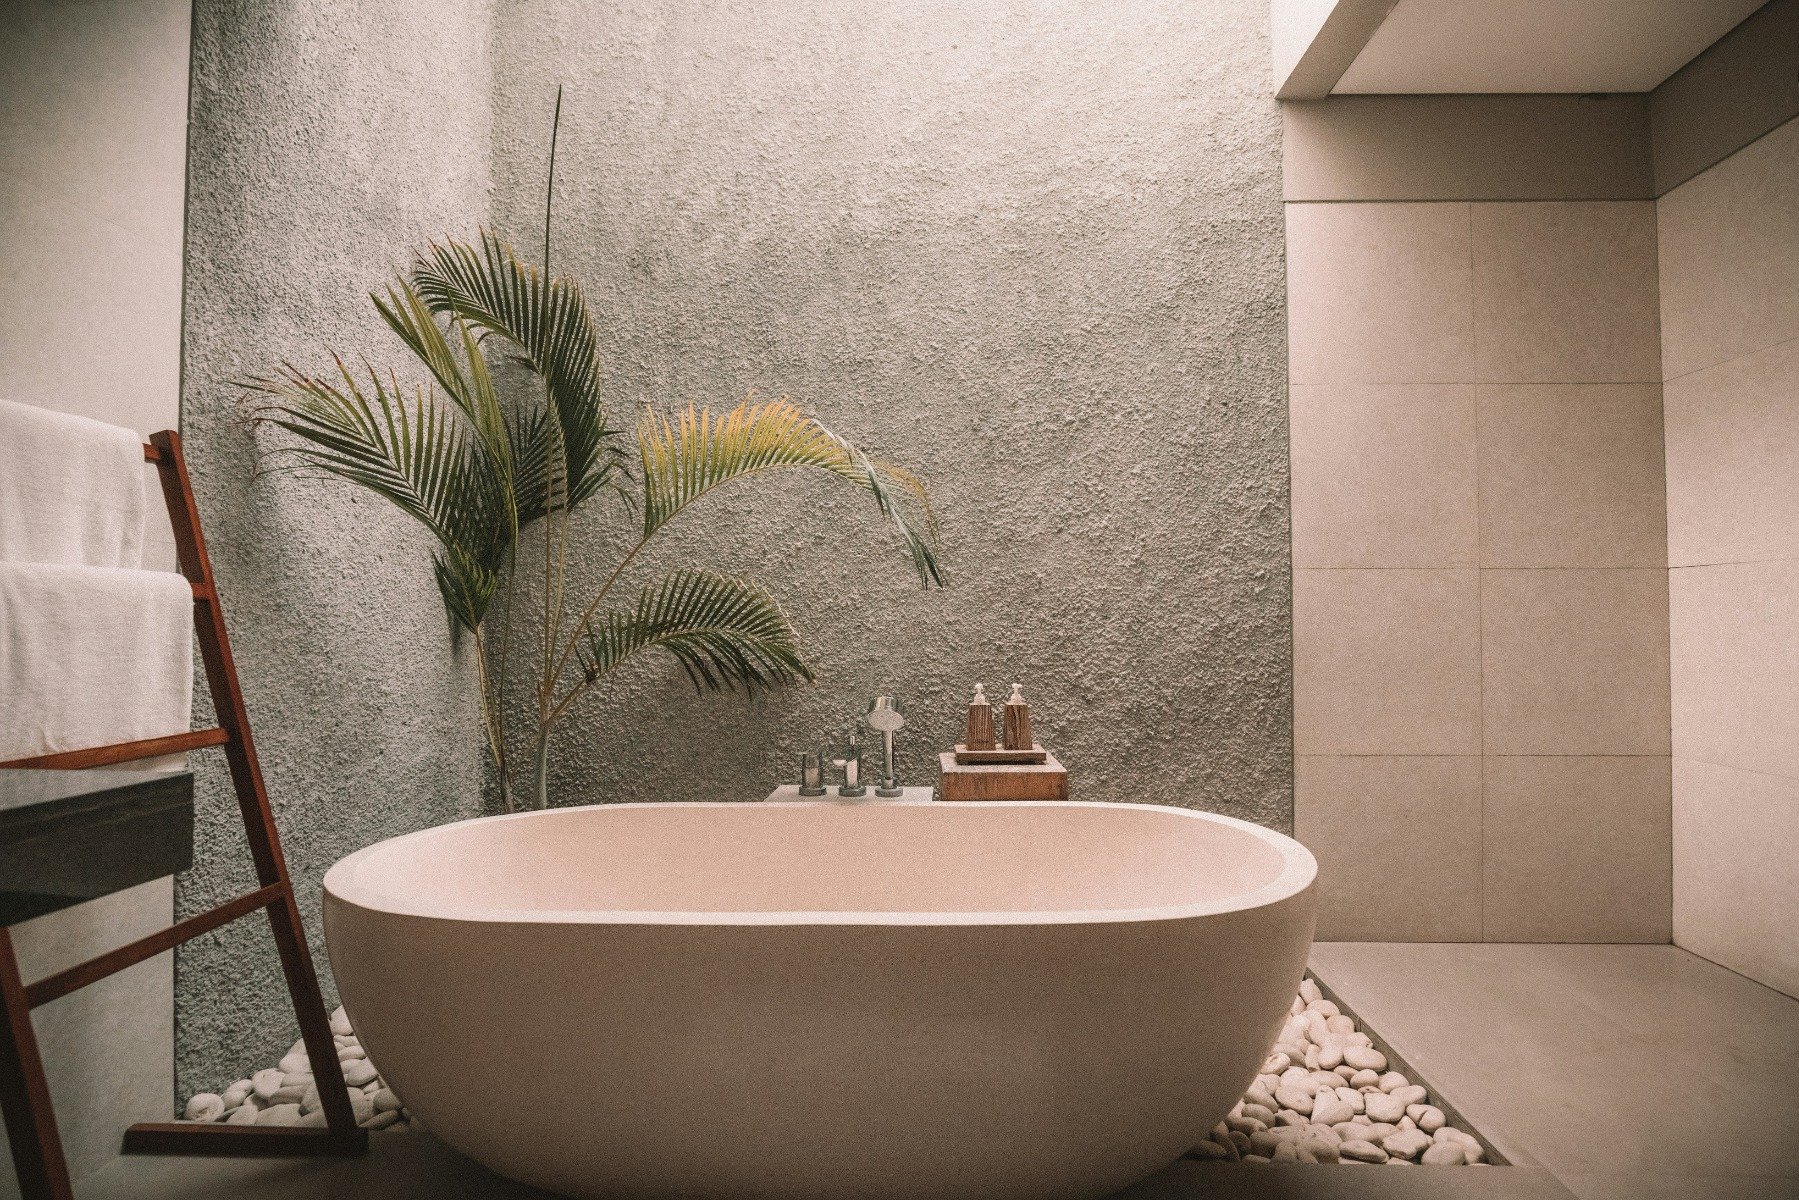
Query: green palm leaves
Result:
<box><xmin>410</xmin><ymin>231</ymin><xmax>626</xmax><ymax>520</ymax></box>
<box><xmin>247</xmin><ymin>226</ymin><xmax>942</xmax><ymax>809</ymax></box>
<box><xmin>245</xmin><ymin>354</ymin><xmax>509</xmax><ymax>632</ymax></box>
<box><xmin>579</xmin><ymin>571</ymin><xmax>809</xmax><ymax>694</ymax></box>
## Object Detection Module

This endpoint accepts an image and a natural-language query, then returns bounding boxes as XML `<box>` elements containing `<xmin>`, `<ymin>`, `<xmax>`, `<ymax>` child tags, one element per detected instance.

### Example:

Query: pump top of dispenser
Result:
<box><xmin>1007</xmin><ymin>683</ymin><xmax>1025</xmax><ymax>705</ymax></box>
<box><xmin>972</xmin><ymin>683</ymin><xmax>988</xmax><ymax>704</ymax></box>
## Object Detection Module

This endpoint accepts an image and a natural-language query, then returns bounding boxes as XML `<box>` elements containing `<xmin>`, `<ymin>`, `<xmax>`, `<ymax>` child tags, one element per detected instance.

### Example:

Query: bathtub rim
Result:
<box><xmin>322</xmin><ymin>800</ymin><xmax>1317</xmax><ymax>928</ymax></box>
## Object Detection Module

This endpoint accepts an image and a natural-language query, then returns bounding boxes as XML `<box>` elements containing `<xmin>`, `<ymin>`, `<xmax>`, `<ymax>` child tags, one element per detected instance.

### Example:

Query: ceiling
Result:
<box><xmin>1333</xmin><ymin>0</ymin><xmax>1769</xmax><ymax>94</ymax></box>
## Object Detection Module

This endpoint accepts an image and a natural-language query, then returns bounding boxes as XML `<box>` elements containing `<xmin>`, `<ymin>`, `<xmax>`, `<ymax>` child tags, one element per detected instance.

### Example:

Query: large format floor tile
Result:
<box><xmin>1309</xmin><ymin>942</ymin><xmax>1799</xmax><ymax>1200</ymax></box>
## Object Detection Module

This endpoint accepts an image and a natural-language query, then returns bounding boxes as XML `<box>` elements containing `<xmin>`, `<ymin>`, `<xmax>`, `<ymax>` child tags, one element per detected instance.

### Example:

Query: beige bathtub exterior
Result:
<box><xmin>322</xmin><ymin>801</ymin><xmax>1317</xmax><ymax>1200</ymax></box>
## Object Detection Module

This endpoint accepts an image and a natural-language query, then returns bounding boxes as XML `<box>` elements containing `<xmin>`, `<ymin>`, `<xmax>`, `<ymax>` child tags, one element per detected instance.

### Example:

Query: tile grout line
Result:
<box><xmin>1469</xmin><ymin>200</ymin><xmax>1487</xmax><ymax>944</ymax></box>
<box><xmin>1660</xmin><ymin>327</ymin><xmax>1799</xmax><ymax>387</ymax></box>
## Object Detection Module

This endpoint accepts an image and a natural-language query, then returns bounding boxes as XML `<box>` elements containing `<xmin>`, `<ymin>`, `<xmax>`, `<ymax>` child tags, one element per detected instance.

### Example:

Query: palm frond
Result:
<box><xmin>578</xmin><ymin>570</ymin><xmax>811</xmax><ymax>694</ymax></box>
<box><xmin>409</xmin><ymin>229</ymin><xmax>628</xmax><ymax>514</ymax></box>
<box><xmin>245</xmin><ymin>356</ymin><xmax>509</xmax><ymax>632</ymax></box>
<box><xmin>637</xmin><ymin>398</ymin><xmax>943</xmax><ymax>586</ymax></box>
<box><xmin>373</xmin><ymin>281</ymin><xmax>513</xmax><ymax>482</ymax></box>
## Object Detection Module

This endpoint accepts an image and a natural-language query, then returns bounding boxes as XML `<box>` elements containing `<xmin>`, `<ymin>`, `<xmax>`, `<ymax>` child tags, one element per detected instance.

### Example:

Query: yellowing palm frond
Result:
<box><xmin>637</xmin><ymin>399</ymin><xmax>943</xmax><ymax>587</ymax></box>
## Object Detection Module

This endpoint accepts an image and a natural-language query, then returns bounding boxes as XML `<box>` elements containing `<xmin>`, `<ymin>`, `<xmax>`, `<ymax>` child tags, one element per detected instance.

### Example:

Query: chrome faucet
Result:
<box><xmin>866</xmin><ymin>695</ymin><xmax>905</xmax><ymax>798</ymax></box>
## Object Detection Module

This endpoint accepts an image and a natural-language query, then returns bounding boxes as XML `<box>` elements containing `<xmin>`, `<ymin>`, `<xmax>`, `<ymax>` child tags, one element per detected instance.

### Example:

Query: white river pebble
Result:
<box><xmin>1311</xmin><ymin>1094</ymin><xmax>1353</xmax><ymax>1127</ymax></box>
<box><xmin>1364</xmin><ymin>1092</ymin><xmax>1406</xmax><ymax>1124</ymax></box>
<box><xmin>256</xmin><ymin>1103</ymin><xmax>301</xmax><ymax>1127</ymax></box>
<box><xmin>1383</xmin><ymin>1128</ymin><xmax>1431</xmax><ymax>1160</ymax></box>
<box><xmin>183</xmin><ymin>1094</ymin><xmax>223</xmax><ymax>1122</ymax></box>
<box><xmin>1340</xmin><ymin>1139</ymin><xmax>1388</xmax><ymax>1164</ymax></box>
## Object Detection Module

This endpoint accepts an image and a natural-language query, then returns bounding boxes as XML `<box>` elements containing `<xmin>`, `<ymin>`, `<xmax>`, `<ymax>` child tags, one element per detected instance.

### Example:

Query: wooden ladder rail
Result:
<box><xmin>0</xmin><ymin>431</ymin><xmax>367</xmax><ymax>1200</ymax></box>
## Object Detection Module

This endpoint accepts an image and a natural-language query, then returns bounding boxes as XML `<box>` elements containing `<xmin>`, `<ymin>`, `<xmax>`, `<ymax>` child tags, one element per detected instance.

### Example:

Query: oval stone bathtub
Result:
<box><xmin>323</xmin><ymin>801</ymin><xmax>1317</xmax><ymax>1200</ymax></box>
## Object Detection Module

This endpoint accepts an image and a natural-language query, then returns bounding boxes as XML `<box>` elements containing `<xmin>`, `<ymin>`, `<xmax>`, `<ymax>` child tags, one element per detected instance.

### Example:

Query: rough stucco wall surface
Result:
<box><xmin>176</xmin><ymin>0</ymin><xmax>491</xmax><ymax>1095</ymax></box>
<box><xmin>490</xmin><ymin>2</ymin><xmax>1291</xmax><ymax>824</ymax></box>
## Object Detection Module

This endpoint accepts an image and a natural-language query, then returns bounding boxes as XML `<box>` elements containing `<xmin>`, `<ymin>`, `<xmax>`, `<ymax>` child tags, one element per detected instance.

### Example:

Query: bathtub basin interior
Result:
<box><xmin>325</xmin><ymin>800</ymin><xmax>1308</xmax><ymax>922</ymax></box>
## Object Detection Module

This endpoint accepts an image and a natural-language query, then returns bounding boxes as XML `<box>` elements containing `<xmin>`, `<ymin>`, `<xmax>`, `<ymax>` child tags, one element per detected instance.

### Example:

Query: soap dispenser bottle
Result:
<box><xmin>965</xmin><ymin>683</ymin><xmax>996</xmax><ymax>751</ymax></box>
<box><xmin>1002</xmin><ymin>683</ymin><xmax>1033</xmax><ymax>751</ymax></box>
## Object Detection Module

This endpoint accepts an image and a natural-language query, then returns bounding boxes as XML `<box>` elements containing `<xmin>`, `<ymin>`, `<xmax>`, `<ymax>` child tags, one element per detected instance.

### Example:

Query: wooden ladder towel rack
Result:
<box><xmin>0</xmin><ymin>430</ymin><xmax>367</xmax><ymax>1200</ymax></box>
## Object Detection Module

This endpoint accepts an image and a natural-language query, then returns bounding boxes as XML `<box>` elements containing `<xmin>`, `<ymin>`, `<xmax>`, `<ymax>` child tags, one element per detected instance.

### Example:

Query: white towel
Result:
<box><xmin>0</xmin><ymin>562</ymin><xmax>193</xmax><ymax>762</ymax></box>
<box><xmin>0</xmin><ymin>398</ymin><xmax>148</xmax><ymax>569</ymax></box>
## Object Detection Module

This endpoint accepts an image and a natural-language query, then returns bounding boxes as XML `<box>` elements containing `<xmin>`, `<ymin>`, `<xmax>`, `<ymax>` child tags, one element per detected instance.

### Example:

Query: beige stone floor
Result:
<box><xmin>73</xmin><ymin>942</ymin><xmax>1795</xmax><ymax>1199</ymax></box>
<box><xmin>1308</xmin><ymin>942</ymin><xmax>1799</xmax><ymax>1200</ymax></box>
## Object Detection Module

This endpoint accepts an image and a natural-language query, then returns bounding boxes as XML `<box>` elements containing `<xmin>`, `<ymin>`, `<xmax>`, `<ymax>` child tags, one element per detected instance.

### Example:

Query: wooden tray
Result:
<box><xmin>952</xmin><ymin>743</ymin><xmax>1048</xmax><ymax>765</ymax></box>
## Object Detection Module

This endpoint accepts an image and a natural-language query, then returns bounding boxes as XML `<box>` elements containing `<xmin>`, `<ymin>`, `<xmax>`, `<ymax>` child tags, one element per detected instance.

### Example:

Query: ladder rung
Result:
<box><xmin>25</xmin><ymin>883</ymin><xmax>287</xmax><ymax>1008</ymax></box>
<box><xmin>0</xmin><ymin>728</ymin><xmax>230</xmax><ymax>771</ymax></box>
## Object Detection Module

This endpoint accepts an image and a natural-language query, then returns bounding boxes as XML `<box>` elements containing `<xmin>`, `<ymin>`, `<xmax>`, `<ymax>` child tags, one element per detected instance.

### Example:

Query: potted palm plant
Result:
<box><xmin>246</xmin><ymin>226</ymin><xmax>941</xmax><ymax>811</ymax></box>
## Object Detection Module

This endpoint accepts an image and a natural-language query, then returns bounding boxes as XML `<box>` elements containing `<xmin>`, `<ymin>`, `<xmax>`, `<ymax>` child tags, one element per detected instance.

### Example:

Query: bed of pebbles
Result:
<box><xmin>183</xmin><ymin>978</ymin><xmax>1488</xmax><ymax>1168</ymax></box>
<box><xmin>178</xmin><ymin>1006</ymin><xmax>415</xmax><ymax>1133</ymax></box>
<box><xmin>1191</xmin><ymin>976</ymin><xmax>1489</xmax><ymax>1167</ymax></box>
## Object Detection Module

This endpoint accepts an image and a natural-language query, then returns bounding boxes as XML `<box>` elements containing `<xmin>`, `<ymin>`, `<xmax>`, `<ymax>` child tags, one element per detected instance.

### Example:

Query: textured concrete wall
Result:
<box><xmin>177</xmin><ymin>0</ymin><xmax>491</xmax><ymax>1093</ymax></box>
<box><xmin>490</xmin><ymin>2</ymin><xmax>1291</xmax><ymax>823</ymax></box>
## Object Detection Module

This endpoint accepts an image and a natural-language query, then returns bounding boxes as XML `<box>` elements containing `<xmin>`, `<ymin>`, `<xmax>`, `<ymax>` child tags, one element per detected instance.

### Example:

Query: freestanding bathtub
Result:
<box><xmin>323</xmin><ymin>800</ymin><xmax>1316</xmax><ymax>1200</ymax></box>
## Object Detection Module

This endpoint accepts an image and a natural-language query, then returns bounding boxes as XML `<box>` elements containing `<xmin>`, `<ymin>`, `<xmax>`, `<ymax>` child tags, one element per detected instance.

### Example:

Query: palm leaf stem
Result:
<box><xmin>542</xmin><ymin>530</ymin><xmax>651</xmax><ymax>723</ymax></box>
<box><xmin>469</xmin><ymin>628</ymin><xmax>511</xmax><ymax>812</ymax></box>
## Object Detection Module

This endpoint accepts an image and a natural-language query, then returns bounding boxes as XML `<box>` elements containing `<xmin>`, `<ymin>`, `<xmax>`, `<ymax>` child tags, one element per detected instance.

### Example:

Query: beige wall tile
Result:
<box><xmin>1670</xmin><ymin>559</ymin><xmax>1799</xmax><ymax>780</ymax></box>
<box><xmin>1658</xmin><ymin>117</ymin><xmax>1799</xmax><ymax>379</ymax></box>
<box><xmin>1472</xmin><ymin>201</ymin><xmax>1662</xmax><ymax>384</ymax></box>
<box><xmin>1673</xmin><ymin>757</ymin><xmax>1799</xmax><ymax>999</ymax></box>
<box><xmin>1296</xmin><ymin>754</ymin><xmax>1482</xmax><ymax>941</ymax></box>
<box><xmin>1482</xmin><ymin>569</ymin><xmax>1671</xmax><ymax>755</ymax></box>
<box><xmin>1482</xmin><ymin>755</ymin><xmax>1672</xmax><ymax>942</ymax></box>
<box><xmin>1294</xmin><ymin>568</ymin><xmax>1481</xmax><ymax>754</ymax></box>
<box><xmin>1286</xmin><ymin>202</ymin><xmax>1474</xmax><ymax>385</ymax></box>
<box><xmin>1477</xmin><ymin>384</ymin><xmax>1667</xmax><ymax>568</ymax></box>
<box><xmin>1664</xmin><ymin>337</ymin><xmax>1799</xmax><ymax>567</ymax></box>
<box><xmin>1290</xmin><ymin>384</ymin><xmax>1478</xmax><ymax>568</ymax></box>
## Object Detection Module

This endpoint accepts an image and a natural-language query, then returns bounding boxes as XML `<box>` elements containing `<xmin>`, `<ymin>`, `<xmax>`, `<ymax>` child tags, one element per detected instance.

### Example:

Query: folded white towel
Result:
<box><xmin>0</xmin><ymin>398</ymin><xmax>148</xmax><ymax>569</ymax></box>
<box><xmin>0</xmin><ymin>562</ymin><xmax>193</xmax><ymax>762</ymax></box>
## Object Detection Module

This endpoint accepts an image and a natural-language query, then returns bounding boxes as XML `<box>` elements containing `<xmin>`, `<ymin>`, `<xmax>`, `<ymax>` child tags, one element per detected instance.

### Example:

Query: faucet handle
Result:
<box><xmin>797</xmin><ymin>751</ymin><xmax>826</xmax><ymax>796</ymax></box>
<box><xmin>834</xmin><ymin>731</ymin><xmax>866</xmax><ymax>797</ymax></box>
